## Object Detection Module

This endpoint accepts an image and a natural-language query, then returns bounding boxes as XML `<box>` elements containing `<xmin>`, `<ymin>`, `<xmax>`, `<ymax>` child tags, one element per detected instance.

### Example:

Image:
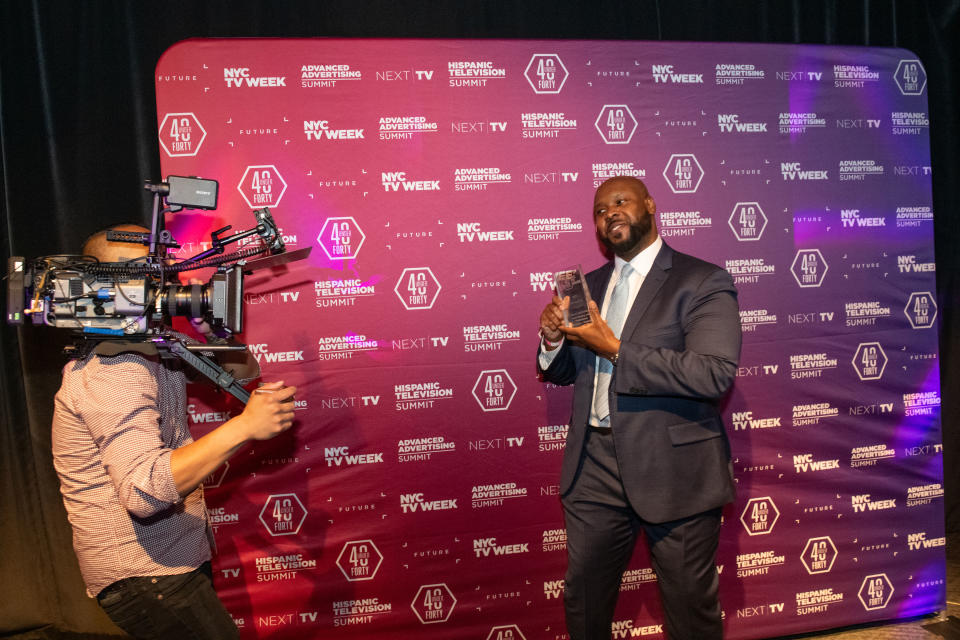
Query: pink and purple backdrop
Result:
<box><xmin>155</xmin><ymin>38</ymin><xmax>942</xmax><ymax>639</ymax></box>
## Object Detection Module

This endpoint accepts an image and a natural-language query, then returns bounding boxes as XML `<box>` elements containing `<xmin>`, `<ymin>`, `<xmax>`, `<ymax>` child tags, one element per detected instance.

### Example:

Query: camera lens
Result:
<box><xmin>162</xmin><ymin>283</ymin><xmax>206</xmax><ymax>319</ymax></box>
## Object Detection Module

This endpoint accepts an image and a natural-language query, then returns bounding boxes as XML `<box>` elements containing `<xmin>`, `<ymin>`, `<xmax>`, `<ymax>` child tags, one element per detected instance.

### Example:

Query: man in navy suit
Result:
<box><xmin>538</xmin><ymin>176</ymin><xmax>741</xmax><ymax>639</ymax></box>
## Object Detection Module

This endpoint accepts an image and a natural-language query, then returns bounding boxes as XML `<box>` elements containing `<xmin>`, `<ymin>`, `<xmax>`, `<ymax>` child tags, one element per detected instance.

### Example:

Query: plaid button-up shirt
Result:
<box><xmin>52</xmin><ymin>352</ymin><xmax>211</xmax><ymax>597</ymax></box>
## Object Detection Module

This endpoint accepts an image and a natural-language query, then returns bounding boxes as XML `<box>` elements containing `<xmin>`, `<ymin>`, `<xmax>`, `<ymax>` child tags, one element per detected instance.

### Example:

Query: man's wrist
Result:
<box><xmin>541</xmin><ymin>332</ymin><xmax>563</xmax><ymax>348</ymax></box>
<box><xmin>607</xmin><ymin>340</ymin><xmax>621</xmax><ymax>364</ymax></box>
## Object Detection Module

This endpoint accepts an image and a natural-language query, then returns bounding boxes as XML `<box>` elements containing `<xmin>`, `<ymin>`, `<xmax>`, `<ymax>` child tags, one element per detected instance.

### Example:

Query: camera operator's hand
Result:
<box><xmin>170</xmin><ymin>381</ymin><xmax>297</xmax><ymax>497</ymax></box>
<box><xmin>236</xmin><ymin>381</ymin><xmax>297</xmax><ymax>441</ymax></box>
<box><xmin>188</xmin><ymin>315</ymin><xmax>215</xmax><ymax>338</ymax></box>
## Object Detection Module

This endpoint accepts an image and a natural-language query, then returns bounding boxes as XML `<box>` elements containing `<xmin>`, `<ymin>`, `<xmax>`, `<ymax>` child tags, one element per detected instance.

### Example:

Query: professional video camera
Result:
<box><xmin>6</xmin><ymin>176</ymin><xmax>310</xmax><ymax>403</ymax></box>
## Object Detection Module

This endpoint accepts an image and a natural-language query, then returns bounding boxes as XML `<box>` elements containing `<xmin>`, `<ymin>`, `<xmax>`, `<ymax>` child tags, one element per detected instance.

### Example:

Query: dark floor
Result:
<box><xmin>5</xmin><ymin>533</ymin><xmax>960</xmax><ymax>639</ymax></box>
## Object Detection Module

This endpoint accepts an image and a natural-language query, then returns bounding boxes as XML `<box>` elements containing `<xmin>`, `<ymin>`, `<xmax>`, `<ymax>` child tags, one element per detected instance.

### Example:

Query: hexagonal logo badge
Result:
<box><xmin>662</xmin><ymin>154</ymin><xmax>704</xmax><ymax>194</ymax></box>
<box><xmin>801</xmin><ymin>536</ymin><xmax>838</xmax><ymax>574</ymax></box>
<box><xmin>487</xmin><ymin>625</ymin><xmax>527</xmax><ymax>640</ymax></box>
<box><xmin>411</xmin><ymin>583</ymin><xmax>457</xmax><ymax>624</ymax></box>
<box><xmin>202</xmin><ymin>461</ymin><xmax>229</xmax><ymax>489</ymax></box>
<box><xmin>852</xmin><ymin>342</ymin><xmax>887</xmax><ymax>381</ymax></box>
<box><xmin>728</xmin><ymin>202</ymin><xmax>767</xmax><ymax>241</ymax></box>
<box><xmin>158</xmin><ymin>113</ymin><xmax>207</xmax><ymax>157</ymax></box>
<box><xmin>259</xmin><ymin>493</ymin><xmax>307</xmax><ymax>536</ymax></box>
<box><xmin>318</xmin><ymin>216</ymin><xmax>366</xmax><ymax>260</ymax></box>
<box><xmin>394</xmin><ymin>267</ymin><xmax>441</xmax><ymax>310</ymax></box>
<box><xmin>740</xmin><ymin>496</ymin><xmax>780</xmax><ymax>536</ymax></box>
<box><xmin>472</xmin><ymin>369</ymin><xmax>517</xmax><ymax>412</ymax></box>
<box><xmin>894</xmin><ymin>59</ymin><xmax>927</xmax><ymax>96</ymax></box>
<box><xmin>336</xmin><ymin>539</ymin><xmax>384</xmax><ymax>581</ymax></box>
<box><xmin>238</xmin><ymin>165</ymin><xmax>288</xmax><ymax>209</ymax></box>
<box><xmin>790</xmin><ymin>249</ymin><xmax>828</xmax><ymax>287</ymax></box>
<box><xmin>524</xmin><ymin>54</ymin><xmax>569</xmax><ymax>94</ymax></box>
<box><xmin>905</xmin><ymin>291</ymin><xmax>937</xmax><ymax>329</ymax></box>
<box><xmin>858</xmin><ymin>573</ymin><xmax>894</xmax><ymax>611</ymax></box>
<box><xmin>595</xmin><ymin>105</ymin><xmax>638</xmax><ymax>144</ymax></box>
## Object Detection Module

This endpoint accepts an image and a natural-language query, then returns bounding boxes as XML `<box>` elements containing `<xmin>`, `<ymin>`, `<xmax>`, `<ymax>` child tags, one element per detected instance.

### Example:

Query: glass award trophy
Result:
<box><xmin>553</xmin><ymin>265</ymin><xmax>593</xmax><ymax>326</ymax></box>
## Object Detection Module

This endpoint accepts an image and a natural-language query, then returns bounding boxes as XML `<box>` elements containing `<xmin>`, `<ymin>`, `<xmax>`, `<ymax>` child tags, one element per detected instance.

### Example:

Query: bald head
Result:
<box><xmin>81</xmin><ymin>224</ymin><xmax>150</xmax><ymax>262</ymax></box>
<box><xmin>592</xmin><ymin>175</ymin><xmax>658</xmax><ymax>260</ymax></box>
<box><xmin>596</xmin><ymin>175</ymin><xmax>651</xmax><ymax>200</ymax></box>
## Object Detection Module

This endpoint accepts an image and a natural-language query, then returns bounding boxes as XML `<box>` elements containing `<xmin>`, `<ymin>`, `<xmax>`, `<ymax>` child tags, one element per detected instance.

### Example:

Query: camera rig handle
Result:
<box><xmin>180</xmin><ymin>208</ymin><xmax>284</xmax><ymax>267</ymax></box>
<box><xmin>181</xmin><ymin>225</ymin><xmax>231</xmax><ymax>264</ymax></box>
<box><xmin>75</xmin><ymin>335</ymin><xmax>253</xmax><ymax>404</ymax></box>
<box><xmin>165</xmin><ymin>340</ymin><xmax>251</xmax><ymax>404</ymax></box>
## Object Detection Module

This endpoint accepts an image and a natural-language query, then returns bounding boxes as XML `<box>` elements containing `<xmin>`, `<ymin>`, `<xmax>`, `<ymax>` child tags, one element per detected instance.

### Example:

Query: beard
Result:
<box><xmin>601</xmin><ymin>212</ymin><xmax>654</xmax><ymax>257</ymax></box>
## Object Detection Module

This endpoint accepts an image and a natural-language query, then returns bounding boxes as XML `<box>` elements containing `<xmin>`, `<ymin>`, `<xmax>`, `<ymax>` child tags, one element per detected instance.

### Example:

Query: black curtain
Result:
<box><xmin>1</xmin><ymin>0</ymin><xmax>957</xmax><ymax>635</ymax></box>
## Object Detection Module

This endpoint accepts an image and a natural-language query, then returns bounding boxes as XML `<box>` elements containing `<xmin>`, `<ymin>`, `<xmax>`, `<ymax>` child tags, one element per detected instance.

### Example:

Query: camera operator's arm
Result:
<box><xmin>81</xmin><ymin>361</ymin><xmax>295</xmax><ymax>514</ymax></box>
<box><xmin>169</xmin><ymin>380</ymin><xmax>295</xmax><ymax>496</ymax></box>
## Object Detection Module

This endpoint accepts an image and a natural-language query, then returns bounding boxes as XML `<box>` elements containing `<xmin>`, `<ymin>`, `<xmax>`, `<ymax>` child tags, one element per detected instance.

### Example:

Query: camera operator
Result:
<box><xmin>51</xmin><ymin>224</ymin><xmax>297</xmax><ymax>639</ymax></box>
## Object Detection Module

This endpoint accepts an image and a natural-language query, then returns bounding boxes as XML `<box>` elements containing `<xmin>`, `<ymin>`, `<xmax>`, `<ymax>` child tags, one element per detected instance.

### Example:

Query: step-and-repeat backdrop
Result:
<box><xmin>156</xmin><ymin>39</ymin><xmax>942</xmax><ymax>639</ymax></box>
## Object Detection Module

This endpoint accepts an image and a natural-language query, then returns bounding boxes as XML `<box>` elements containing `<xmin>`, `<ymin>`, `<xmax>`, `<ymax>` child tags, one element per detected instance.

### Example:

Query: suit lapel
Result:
<box><xmin>620</xmin><ymin>242</ymin><xmax>673</xmax><ymax>339</ymax></box>
<box><xmin>587</xmin><ymin>262</ymin><xmax>614</xmax><ymax>308</ymax></box>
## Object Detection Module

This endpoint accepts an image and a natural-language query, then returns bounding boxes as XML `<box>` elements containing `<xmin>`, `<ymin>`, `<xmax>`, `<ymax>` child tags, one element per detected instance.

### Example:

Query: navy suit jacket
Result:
<box><xmin>540</xmin><ymin>242</ymin><xmax>742</xmax><ymax>523</ymax></box>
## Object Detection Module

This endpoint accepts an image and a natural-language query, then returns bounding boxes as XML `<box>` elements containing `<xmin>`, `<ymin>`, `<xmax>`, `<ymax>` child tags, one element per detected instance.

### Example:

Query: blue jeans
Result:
<box><xmin>96</xmin><ymin>562</ymin><xmax>239</xmax><ymax>640</ymax></box>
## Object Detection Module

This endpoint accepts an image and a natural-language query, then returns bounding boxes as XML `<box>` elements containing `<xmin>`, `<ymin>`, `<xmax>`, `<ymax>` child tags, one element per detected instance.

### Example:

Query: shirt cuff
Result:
<box><xmin>538</xmin><ymin>336</ymin><xmax>563</xmax><ymax>369</ymax></box>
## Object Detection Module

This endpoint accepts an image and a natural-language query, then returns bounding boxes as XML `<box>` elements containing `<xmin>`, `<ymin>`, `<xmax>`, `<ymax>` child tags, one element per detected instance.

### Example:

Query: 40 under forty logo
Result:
<box><xmin>595</xmin><ymin>105</ymin><xmax>638</xmax><ymax>144</ymax></box>
<box><xmin>790</xmin><ymin>249</ymin><xmax>828</xmax><ymax>287</ymax></box>
<box><xmin>411</xmin><ymin>584</ymin><xmax>456</xmax><ymax>624</ymax></box>
<box><xmin>524</xmin><ymin>54</ymin><xmax>568</xmax><ymax>94</ymax></box>
<box><xmin>394</xmin><ymin>267</ymin><xmax>441</xmax><ymax>310</ymax></box>
<box><xmin>801</xmin><ymin>536</ymin><xmax>838</xmax><ymax>574</ymax></box>
<box><xmin>336</xmin><ymin>540</ymin><xmax>384</xmax><ymax>581</ymax></box>
<box><xmin>238</xmin><ymin>165</ymin><xmax>287</xmax><ymax>208</ymax></box>
<box><xmin>741</xmin><ymin>497</ymin><xmax>780</xmax><ymax>536</ymax></box>
<box><xmin>472</xmin><ymin>369</ymin><xmax>517</xmax><ymax>411</ymax></box>
<box><xmin>317</xmin><ymin>217</ymin><xmax>365</xmax><ymax>260</ymax></box>
<box><xmin>905</xmin><ymin>291</ymin><xmax>937</xmax><ymax>329</ymax></box>
<box><xmin>728</xmin><ymin>202</ymin><xmax>767</xmax><ymax>241</ymax></box>
<box><xmin>662</xmin><ymin>154</ymin><xmax>704</xmax><ymax>194</ymax></box>
<box><xmin>158</xmin><ymin>113</ymin><xmax>207</xmax><ymax>157</ymax></box>
<box><xmin>895</xmin><ymin>59</ymin><xmax>927</xmax><ymax>95</ymax></box>
<box><xmin>852</xmin><ymin>342</ymin><xmax>887</xmax><ymax>381</ymax></box>
<box><xmin>859</xmin><ymin>574</ymin><xmax>894</xmax><ymax>611</ymax></box>
<box><xmin>259</xmin><ymin>493</ymin><xmax>307</xmax><ymax>536</ymax></box>
<box><xmin>488</xmin><ymin>625</ymin><xmax>526</xmax><ymax>640</ymax></box>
